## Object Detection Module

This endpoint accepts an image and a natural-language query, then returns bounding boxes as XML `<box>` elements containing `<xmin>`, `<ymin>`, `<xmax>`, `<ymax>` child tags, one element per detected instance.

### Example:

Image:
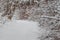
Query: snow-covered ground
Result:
<box><xmin>0</xmin><ymin>20</ymin><xmax>40</xmax><ymax>40</ymax></box>
<box><xmin>0</xmin><ymin>20</ymin><xmax>50</xmax><ymax>40</ymax></box>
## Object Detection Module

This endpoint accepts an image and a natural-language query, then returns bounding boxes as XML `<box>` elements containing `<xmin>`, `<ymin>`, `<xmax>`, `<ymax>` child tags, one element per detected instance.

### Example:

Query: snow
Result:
<box><xmin>0</xmin><ymin>20</ymin><xmax>39</xmax><ymax>40</ymax></box>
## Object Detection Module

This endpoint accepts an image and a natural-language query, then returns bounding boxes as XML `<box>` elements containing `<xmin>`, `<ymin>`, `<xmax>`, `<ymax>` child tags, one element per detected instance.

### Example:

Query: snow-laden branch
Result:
<box><xmin>40</xmin><ymin>15</ymin><xmax>60</xmax><ymax>20</ymax></box>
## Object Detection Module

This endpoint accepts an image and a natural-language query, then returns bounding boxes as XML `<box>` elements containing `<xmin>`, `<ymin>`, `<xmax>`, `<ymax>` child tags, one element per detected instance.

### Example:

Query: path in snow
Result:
<box><xmin>0</xmin><ymin>20</ymin><xmax>50</xmax><ymax>40</ymax></box>
<box><xmin>0</xmin><ymin>20</ymin><xmax>39</xmax><ymax>40</ymax></box>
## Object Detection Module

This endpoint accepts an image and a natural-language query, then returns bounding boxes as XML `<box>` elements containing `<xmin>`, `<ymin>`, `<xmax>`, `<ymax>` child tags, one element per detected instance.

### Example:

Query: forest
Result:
<box><xmin>0</xmin><ymin>0</ymin><xmax>60</xmax><ymax>40</ymax></box>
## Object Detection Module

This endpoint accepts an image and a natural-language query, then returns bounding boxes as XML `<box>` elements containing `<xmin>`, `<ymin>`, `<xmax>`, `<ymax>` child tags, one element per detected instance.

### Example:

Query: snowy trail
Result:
<box><xmin>0</xmin><ymin>20</ymin><xmax>39</xmax><ymax>40</ymax></box>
